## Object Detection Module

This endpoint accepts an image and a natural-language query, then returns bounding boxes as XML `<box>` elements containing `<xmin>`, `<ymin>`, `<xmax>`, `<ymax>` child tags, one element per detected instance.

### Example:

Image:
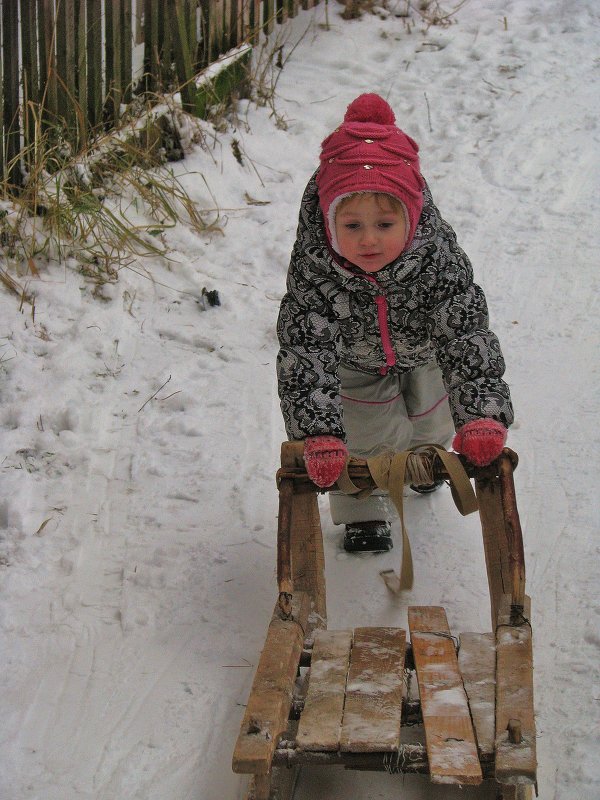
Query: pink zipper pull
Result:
<box><xmin>374</xmin><ymin>294</ymin><xmax>397</xmax><ymax>372</ymax></box>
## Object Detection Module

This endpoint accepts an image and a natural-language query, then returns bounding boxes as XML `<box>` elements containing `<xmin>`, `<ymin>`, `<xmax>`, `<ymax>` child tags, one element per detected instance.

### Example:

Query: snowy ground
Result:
<box><xmin>1</xmin><ymin>1</ymin><xmax>599</xmax><ymax>798</ymax></box>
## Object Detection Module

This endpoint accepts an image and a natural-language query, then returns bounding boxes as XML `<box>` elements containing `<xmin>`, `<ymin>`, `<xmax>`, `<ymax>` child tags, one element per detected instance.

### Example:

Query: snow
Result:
<box><xmin>1</xmin><ymin>1</ymin><xmax>599</xmax><ymax>798</ymax></box>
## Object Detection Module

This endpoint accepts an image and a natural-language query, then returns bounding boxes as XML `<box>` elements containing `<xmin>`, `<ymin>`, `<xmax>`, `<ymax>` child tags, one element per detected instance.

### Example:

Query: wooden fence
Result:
<box><xmin>0</xmin><ymin>0</ymin><xmax>323</xmax><ymax>190</ymax></box>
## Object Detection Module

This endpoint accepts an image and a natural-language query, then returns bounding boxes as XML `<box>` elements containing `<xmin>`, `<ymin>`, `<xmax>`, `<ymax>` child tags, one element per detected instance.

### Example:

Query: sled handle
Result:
<box><xmin>276</xmin><ymin>443</ymin><xmax>526</xmax><ymax>618</ymax></box>
<box><xmin>498</xmin><ymin>452</ymin><xmax>526</xmax><ymax>610</ymax></box>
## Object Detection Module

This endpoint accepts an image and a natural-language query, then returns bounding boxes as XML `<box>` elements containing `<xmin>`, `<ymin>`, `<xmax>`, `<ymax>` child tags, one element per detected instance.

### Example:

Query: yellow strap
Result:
<box><xmin>336</xmin><ymin>445</ymin><xmax>478</xmax><ymax>593</ymax></box>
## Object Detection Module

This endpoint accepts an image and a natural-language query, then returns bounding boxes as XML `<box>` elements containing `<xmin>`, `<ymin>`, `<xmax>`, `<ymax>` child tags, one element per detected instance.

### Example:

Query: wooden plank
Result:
<box><xmin>2</xmin><ymin>0</ymin><xmax>21</xmax><ymax>187</ymax></box>
<box><xmin>143</xmin><ymin>0</ymin><xmax>160</xmax><ymax>92</ymax></box>
<box><xmin>245</xmin><ymin>765</ymin><xmax>299</xmax><ymax>800</ymax></box>
<box><xmin>297</xmin><ymin>629</ymin><xmax>352</xmax><ymax>751</ymax></box>
<box><xmin>498</xmin><ymin>454</ymin><xmax>526</xmax><ymax>608</ymax></box>
<box><xmin>86</xmin><ymin>0</ymin><xmax>102</xmax><ymax>129</ymax></box>
<box><xmin>170</xmin><ymin>0</ymin><xmax>197</xmax><ymax>112</ymax></box>
<box><xmin>249</xmin><ymin>0</ymin><xmax>262</xmax><ymax>43</ymax></box>
<box><xmin>120</xmin><ymin>0</ymin><xmax>133</xmax><ymax>103</ymax></box>
<box><xmin>157</xmin><ymin>0</ymin><xmax>171</xmax><ymax>89</ymax></box>
<box><xmin>76</xmin><ymin>0</ymin><xmax>88</xmax><ymax>146</ymax></box>
<box><xmin>458</xmin><ymin>632</ymin><xmax>496</xmax><ymax>760</ymax></box>
<box><xmin>476</xmin><ymin>476</ymin><xmax>513</xmax><ymax>628</ymax></box>
<box><xmin>232</xmin><ymin>592</ymin><xmax>310</xmax><ymax>775</ymax></box>
<box><xmin>0</xmin><ymin>11</ymin><xmax>3</xmax><ymax>186</ymax></box>
<box><xmin>495</xmin><ymin>595</ymin><xmax>536</xmax><ymax>786</ymax></box>
<box><xmin>277</xmin><ymin>0</ymin><xmax>288</xmax><ymax>24</ymax></box>
<box><xmin>212</xmin><ymin>0</ymin><xmax>225</xmax><ymax>60</ymax></box>
<box><xmin>263</xmin><ymin>0</ymin><xmax>275</xmax><ymax>34</ymax></box>
<box><xmin>104</xmin><ymin>0</ymin><xmax>122</xmax><ymax>126</ymax></box>
<box><xmin>56</xmin><ymin>0</ymin><xmax>77</xmax><ymax>129</ymax></box>
<box><xmin>39</xmin><ymin>0</ymin><xmax>58</xmax><ymax>126</ymax></box>
<box><xmin>281</xmin><ymin>441</ymin><xmax>327</xmax><ymax>629</ymax></box>
<box><xmin>497</xmin><ymin>785</ymin><xmax>534</xmax><ymax>800</ymax></box>
<box><xmin>237</xmin><ymin>0</ymin><xmax>251</xmax><ymax>42</ymax></box>
<box><xmin>340</xmin><ymin>627</ymin><xmax>405</xmax><ymax>752</ymax></box>
<box><xmin>186</xmin><ymin>0</ymin><xmax>199</xmax><ymax>71</ymax></box>
<box><xmin>20</xmin><ymin>0</ymin><xmax>39</xmax><ymax>153</ymax></box>
<box><xmin>409</xmin><ymin>606</ymin><xmax>482</xmax><ymax>785</ymax></box>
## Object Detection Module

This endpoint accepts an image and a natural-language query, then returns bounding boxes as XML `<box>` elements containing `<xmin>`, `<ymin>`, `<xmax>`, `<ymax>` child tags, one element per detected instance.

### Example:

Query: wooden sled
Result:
<box><xmin>232</xmin><ymin>442</ymin><xmax>537</xmax><ymax>800</ymax></box>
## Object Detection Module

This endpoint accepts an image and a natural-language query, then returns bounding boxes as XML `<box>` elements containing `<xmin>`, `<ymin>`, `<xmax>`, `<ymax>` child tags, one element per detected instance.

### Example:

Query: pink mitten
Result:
<box><xmin>303</xmin><ymin>435</ymin><xmax>348</xmax><ymax>488</ymax></box>
<box><xmin>452</xmin><ymin>419</ymin><xmax>507</xmax><ymax>467</ymax></box>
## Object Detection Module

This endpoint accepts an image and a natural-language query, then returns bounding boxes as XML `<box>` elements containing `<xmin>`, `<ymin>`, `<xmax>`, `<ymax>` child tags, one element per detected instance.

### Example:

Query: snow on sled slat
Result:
<box><xmin>339</xmin><ymin>627</ymin><xmax>406</xmax><ymax>753</ymax></box>
<box><xmin>296</xmin><ymin>629</ymin><xmax>353</xmax><ymax>751</ymax></box>
<box><xmin>409</xmin><ymin>606</ymin><xmax>483</xmax><ymax>785</ymax></box>
<box><xmin>458</xmin><ymin>632</ymin><xmax>496</xmax><ymax>760</ymax></box>
<box><xmin>495</xmin><ymin>594</ymin><xmax>537</xmax><ymax>786</ymax></box>
<box><xmin>232</xmin><ymin>592</ymin><xmax>310</xmax><ymax>775</ymax></box>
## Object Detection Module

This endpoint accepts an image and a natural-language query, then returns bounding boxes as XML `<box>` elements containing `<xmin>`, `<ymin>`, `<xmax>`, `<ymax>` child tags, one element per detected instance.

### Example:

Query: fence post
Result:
<box><xmin>56</xmin><ymin>0</ymin><xmax>79</xmax><ymax>140</ymax></box>
<box><xmin>170</xmin><ymin>0</ymin><xmax>197</xmax><ymax>112</ymax></box>
<box><xmin>249</xmin><ymin>0</ymin><xmax>261</xmax><ymax>43</ymax></box>
<box><xmin>0</xmin><ymin>10</ymin><xmax>3</xmax><ymax>187</ymax></box>
<box><xmin>207</xmin><ymin>0</ymin><xmax>225</xmax><ymax>63</ymax></box>
<box><xmin>2</xmin><ymin>0</ymin><xmax>21</xmax><ymax>187</ymax></box>
<box><xmin>143</xmin><ymin>0</ymin><xmax>160</xmax><ymax>94</ymax></box>
<box><xmin>121</xmin><ymin>1</ymin><xmax>133</xmax><ymax>104</ymax></box>
<box><xmin>39</xmin><ymin>0</ymin><xmax>58</xmax><ymax>132</ymax></box>
<box><xmin>105</xmin><ymin>0</ymin><xmax>122</xmax><ymax>126</ymax></box>
<box><xmin>86</xmin><ymin>0</ymin><xmax>102</xmax><ymax>129</ymax></box>
<box><xmin>263</xmin><ymin>0</ymin><xmax>275</xmax><ymax>34</ymax></box>
<box><xmin>20</xmin><ymin>0</ymin><xmax>40</xmax><ymax>160</ymax></box>
<box><xmin>186</xmin><ymin>0</ymin><xmax>198</xmax><ymax>72</ymax></box>
<box><xmin>277</xmin><ymin>0</ymin><xmax>287</xmax><ymax>24</ymax></box>
<box><xmin>76</xmin><ymin>0</ymin><xmax>88</xmax><ymax>147</ymax></box>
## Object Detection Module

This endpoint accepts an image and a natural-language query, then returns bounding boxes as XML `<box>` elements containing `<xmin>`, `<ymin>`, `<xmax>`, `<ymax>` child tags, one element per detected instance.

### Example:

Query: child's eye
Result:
<box><xmin>378</xmin><ymin>222</ymin><xmax>394</xmax><ymax>229</ymax></box>
<box><xmin>345</xmin><ymin>223</ymin><xmax>360</xmax><ymax>230</ymax></box>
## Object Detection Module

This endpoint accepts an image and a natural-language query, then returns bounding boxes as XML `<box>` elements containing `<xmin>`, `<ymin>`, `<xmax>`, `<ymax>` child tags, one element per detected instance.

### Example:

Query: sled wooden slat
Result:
<box><xmin>409</xmin><ymin>607</ymin><xmax>482</xmax><ymax>785</ymax></box>
<box><xmin>340</xmin><ymin>627</ymin><xmax>406</xmax><ymax>753</ymax></box>
<box><xmin>476</xmin><ymin>477</ymin><xmax>513</xmax><ymax>628</ymax></box>
<box><xmin>497</xmin><ymin>785</ymin><xmax>534</xmax><ymax>800</ymax></box>
<box><xmin>245</xmin><ymin>763</ymin><xmax>299</xmax><ymax>800</ymax></box>
<box><xmin>281</xmin><ymin>441</ymin><xmax>327</xmax><ymax>627</ymax></box>
<box><xmin>458</xmin><ymin>632</ymin><xmax>496</xmax><ymax>760</ymax></box>
<box><xmin>495</xmin><ymin>595</ymin><xmax>536</xmax><ymax>786</ymax></box>
<box><xmin>297</xmin><ymin>629</ymin><xmax>353</xmax><ymax>751</ymax></box>
<box><xmin>233</xmin><ymin>592</ymin><xmax>310</xmax><ymax>775</ymax></box>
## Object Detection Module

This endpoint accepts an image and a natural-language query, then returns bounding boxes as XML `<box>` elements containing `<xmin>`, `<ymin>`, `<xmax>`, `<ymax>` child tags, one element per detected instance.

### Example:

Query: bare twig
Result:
<box><xmin>138</xmin><ymin>375</ymin><xmax>172</xmax><ymax>412</ymax></box>
<box><xmin>424</xmin><ymin>92</ymin><xmax>433</xmax><ymax>132</ymax></box>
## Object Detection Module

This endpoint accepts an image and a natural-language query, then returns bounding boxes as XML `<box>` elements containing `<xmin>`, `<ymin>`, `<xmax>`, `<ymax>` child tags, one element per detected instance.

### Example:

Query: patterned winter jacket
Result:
<box><xmin>276</xmin><ymin>174</ymin><xmax>514</xmax><ymax>442</ymax></box>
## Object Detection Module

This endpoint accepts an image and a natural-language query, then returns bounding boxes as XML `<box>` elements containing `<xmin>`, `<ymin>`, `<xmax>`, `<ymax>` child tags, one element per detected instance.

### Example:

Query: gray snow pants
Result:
<box><xmin>330</xmin><ymin>361</ymin><xmax>454</xmax><ymax>525</ymax></box>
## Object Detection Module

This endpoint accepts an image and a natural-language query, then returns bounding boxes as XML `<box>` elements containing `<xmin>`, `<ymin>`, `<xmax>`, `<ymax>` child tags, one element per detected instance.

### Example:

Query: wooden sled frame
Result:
<box><xmin>233</xmin><ymin>442</ymin><xmax>537</xmax><ymax>800</ymax></box>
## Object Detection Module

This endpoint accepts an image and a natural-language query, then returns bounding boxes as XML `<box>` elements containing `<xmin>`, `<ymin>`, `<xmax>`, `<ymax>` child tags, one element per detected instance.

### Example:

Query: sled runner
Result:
<box><xmin>232</xmin><ymin>442</ymin><xmax>536</xmax><ymax>800</ymax></box>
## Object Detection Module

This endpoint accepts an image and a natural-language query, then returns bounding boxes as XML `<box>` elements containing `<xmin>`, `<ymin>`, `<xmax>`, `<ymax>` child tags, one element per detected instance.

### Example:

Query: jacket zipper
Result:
<box><xmin>364</xmin><ymin>274</ymin><xmax>396</xmax><ymax>376</ymax></box>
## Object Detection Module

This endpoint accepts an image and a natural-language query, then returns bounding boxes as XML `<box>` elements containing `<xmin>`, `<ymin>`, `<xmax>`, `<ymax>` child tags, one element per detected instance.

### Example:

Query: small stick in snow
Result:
<box><xmin>424</xmin><ymin>92</ymin><xmax>433</xmax><ymax>132</ymax></box>
<box><xmin>138</xmin><ymin>375</ymin><xmax>172</xmax><ymax>412</ymax></box>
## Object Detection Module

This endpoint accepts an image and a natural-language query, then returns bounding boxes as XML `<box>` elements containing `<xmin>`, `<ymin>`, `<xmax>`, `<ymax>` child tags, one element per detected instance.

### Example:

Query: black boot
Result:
<box><xmin>344</xmin><ymin>520</ymin><xmax>393</xmax><ymax>553</ymax></box>
<box><xmin>410</xmin><ymin>479</ymin><xmax>445</xmax><ymax>495</ymax></box>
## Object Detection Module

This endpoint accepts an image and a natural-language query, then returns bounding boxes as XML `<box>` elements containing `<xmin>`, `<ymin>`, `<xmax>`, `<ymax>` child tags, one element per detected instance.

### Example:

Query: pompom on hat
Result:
<box><xmin>316</xmin><ymin>94</ymin><xmax>425</xmax><ymax>256</ymax></box>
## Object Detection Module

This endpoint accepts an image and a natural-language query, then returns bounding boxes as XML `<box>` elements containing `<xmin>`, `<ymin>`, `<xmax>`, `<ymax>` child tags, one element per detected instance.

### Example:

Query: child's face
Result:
<box><xmin>334</xmin><ymin>194</ymin><xmax>407</xmax><ymax>273</ymax></box>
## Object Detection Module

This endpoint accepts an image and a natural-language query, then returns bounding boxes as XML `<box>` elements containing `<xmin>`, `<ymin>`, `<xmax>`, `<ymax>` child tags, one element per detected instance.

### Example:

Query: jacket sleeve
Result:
<box><xmin>276</xmin><ymin>181</ymin><xmax>346</xmax><ymax>441</ymax></box>
<box><xmin>423</xmin><ymin>212</ymin><xmax>514</xmax><ymax>429</ymax></box>
<box><xmin>276</xmin><ymin>256</ymin><xmax>346</xmax><ymax>441</ymax></box>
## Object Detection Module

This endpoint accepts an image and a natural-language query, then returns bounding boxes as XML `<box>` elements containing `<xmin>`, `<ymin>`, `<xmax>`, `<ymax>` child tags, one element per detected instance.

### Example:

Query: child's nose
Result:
<box><xmin>360</xmin><ymin>227</ymin><xmax>378</xmax><ymax>244</ymax></box>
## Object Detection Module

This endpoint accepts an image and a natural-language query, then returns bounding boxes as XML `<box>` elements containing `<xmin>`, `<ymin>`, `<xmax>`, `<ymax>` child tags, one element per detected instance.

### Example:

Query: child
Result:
<box><xmin>277</xmin><ymin>94</ymin><xmax>513</xmax><ymax>553</ymax></box>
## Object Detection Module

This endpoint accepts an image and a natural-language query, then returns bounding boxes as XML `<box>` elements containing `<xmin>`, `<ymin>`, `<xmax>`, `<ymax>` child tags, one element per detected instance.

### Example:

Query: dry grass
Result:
<box><xmin>0</xmin><ymin>98</ymin><xmax>222</xmax><ymax>298</ymax></box>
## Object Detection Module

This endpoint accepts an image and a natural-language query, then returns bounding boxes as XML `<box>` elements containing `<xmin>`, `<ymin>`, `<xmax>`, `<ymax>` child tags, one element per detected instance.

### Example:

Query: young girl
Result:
<box><xmin>277</xmin><ymin>94</ymin><xmax>513</xmax><ymax>552</ymax></box>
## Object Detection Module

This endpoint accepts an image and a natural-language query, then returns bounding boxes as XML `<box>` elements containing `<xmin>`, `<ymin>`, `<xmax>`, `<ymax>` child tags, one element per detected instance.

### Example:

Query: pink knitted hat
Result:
<box><xmin>316</xmin><ymin>94</ymin><xmax>424</xmax><ymax>255</ymax></box>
